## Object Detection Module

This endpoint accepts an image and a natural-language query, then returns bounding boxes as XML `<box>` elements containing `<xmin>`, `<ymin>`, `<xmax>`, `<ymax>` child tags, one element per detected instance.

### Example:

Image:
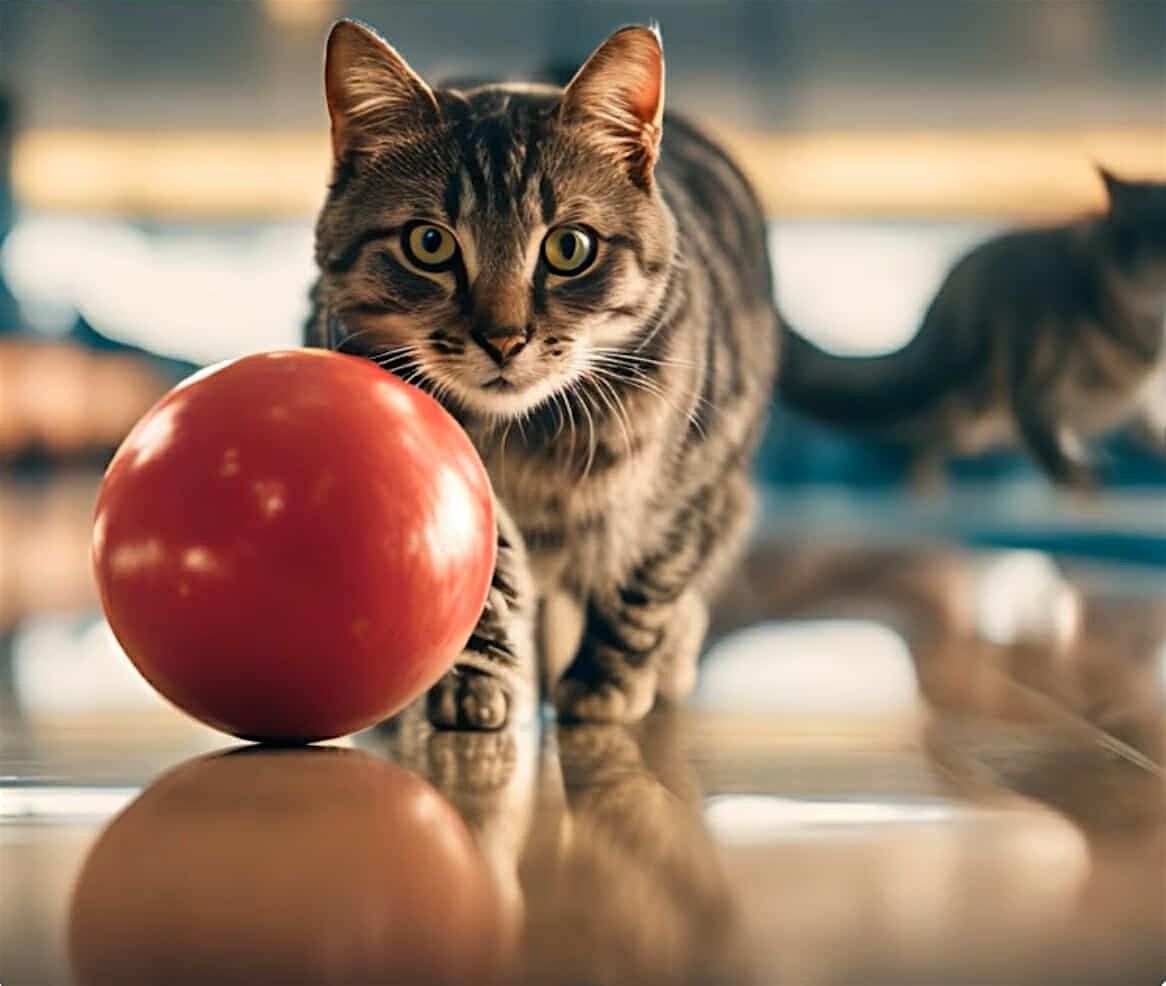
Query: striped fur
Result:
<box><xmin>306</xmin><ymin>21</ymin><xmax>779</xmax><ymax>727</ymax></box>
<box><xmin>779</xmin><ymin>167</ymin><xmax>1166</xmax><ymax>488</ymax></box>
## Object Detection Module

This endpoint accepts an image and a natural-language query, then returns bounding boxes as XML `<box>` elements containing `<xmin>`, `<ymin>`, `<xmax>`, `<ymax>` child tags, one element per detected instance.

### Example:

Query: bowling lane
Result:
<box><xmin>2</xmin><ymin>472</ymin><xmax>1163</xmax><ymax>986</ymax></box>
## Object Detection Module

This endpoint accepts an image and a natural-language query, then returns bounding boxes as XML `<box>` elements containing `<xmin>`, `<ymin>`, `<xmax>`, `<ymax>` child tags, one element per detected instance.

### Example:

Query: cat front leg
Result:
<box><xmin>427</xmin><ymin>502</ymin><xmax>536</xmax><ymax>730</ymax></box>
<box><xmin>553</xmin><ymin>476</ymin><xmax>748</xmax><ymax>724</ymax></box>
<box><xmin>1015</xmin><ymin>397</ymin><xmax>1098</xmax><ymax>488</ymax></box>
<box><xmin>1129</xmin><ymin>392</ymin><xmax>1166</xmax><ymax>458</ymax></box>
<box><xmin>554</xmin><ymin>587</ymin><xmax>709</xmax><ymax>723</ymax></box>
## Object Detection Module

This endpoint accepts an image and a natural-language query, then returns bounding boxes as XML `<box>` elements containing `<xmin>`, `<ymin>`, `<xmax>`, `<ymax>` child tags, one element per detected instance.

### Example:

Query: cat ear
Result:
<box><xmin>324</xmin><ymin>19</ymin><xmax>438</xmax><ymax>161</ymax></box>
<box><xmin>560</xmin><ymin>25</ymin><xmax>665</xmax><ymax>188</ymax></box>
<box><xmin>1097</xmin><ymin>164</ymin><xmax>1131</xmax><ymax>210</ymax></box>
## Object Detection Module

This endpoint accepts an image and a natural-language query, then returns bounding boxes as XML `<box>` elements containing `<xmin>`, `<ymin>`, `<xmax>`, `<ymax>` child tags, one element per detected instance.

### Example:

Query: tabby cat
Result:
<box><xmin>305</xmin><ymin>20</ymin><xmax>779</xmax><ymax>728</ymax></box>
<box><xmin>778</xmin><ymin>167</ymin><xmax>1166</xmax><ymax>487</ymax></box>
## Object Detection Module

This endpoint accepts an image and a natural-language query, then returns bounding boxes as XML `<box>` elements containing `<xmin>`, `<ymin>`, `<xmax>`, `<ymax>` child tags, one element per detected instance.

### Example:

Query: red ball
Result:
<box><xmin>92</xmin><ymin>350</ymin><xmax>495</xmax><ymax>743</ymax></box>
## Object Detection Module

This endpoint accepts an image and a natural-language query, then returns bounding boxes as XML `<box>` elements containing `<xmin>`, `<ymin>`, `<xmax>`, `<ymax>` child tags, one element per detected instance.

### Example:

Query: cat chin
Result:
<box><xmin>439</xmin><ymin>375</ymin><xmax>568</xmax><ymax>421</ymax></box>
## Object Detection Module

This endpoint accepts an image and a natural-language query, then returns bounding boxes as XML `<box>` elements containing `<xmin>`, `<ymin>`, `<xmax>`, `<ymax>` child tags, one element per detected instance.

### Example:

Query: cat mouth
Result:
<box><xmin>481</xmin><ymin>377</ymin><xmax>518</xmax><ymax>391</ymax></box>
<box><xmin>458</xmin><ymin>371</ymin><xmax>567</xmax><ymax>419</ymax></box>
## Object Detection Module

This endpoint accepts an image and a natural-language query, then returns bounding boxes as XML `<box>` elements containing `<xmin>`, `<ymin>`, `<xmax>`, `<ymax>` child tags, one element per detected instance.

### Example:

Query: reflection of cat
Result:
<box><xmin>917</xmin><ymin>593</ymin><xmax>1166</xmax><ymax>839</ymax></box>
<box><xmin>385</xmin><ymin>543</ymin><xmax>1164</xmax><ymax>986</ymax></box>
<box><xmin>523</xmin><ymin>718</ymin><xmax>748</xmax><ymax>986</ymax></box>
<box><xmin>720</xmin><ymin>539</ymin><xmax>1164</xmax><ymax>981</ymax></box>
<box><xmin>779</xmin><ymin>168</ymin><xmax>1166</xmax><ymax>487</ymax></box>
<box><xmin>916</xmin><ymin>595</ymin><xmax>1166</xmax><ymax>983</ymax></box>
<box><xmin>712</xmin><ymin>537</ymin><xmax>1163</xmax><ymax>831</ymax></box>
<box><xmin>711</xmin><ymin>540</ymin><xmax>1083</xmax><ymax>653</ymax></box>
<box><xmin>383</xmin><ymin>711</ymin><xmax>748</xmax><ymax>986</ymax></box>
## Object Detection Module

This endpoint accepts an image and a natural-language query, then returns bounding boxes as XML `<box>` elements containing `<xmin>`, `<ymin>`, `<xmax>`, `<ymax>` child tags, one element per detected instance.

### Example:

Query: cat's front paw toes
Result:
<box><xmin>554</xmin><ymin>669</ymin><xmax>658</xmax><ymax>724</ymax></box>
<box><xmin>426</xmin><ymin>729</ymin><xmax>517</xmax><ymax>793</ymax></box>
<box><xmin>1052</xmin><ymin>455</ymin><xmax>1107</xmax><ymax>492</ymax></box>
<box><xmin>427</xmin><ymin>665</ymin><xmax>511</xmax><ymax>731</ymax></box>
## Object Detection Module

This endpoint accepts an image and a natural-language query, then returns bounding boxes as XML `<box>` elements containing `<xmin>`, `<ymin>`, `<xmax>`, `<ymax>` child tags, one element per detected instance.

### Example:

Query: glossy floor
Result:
<box><xmin>2</xmin><ymin>542</ymin><xmax>1164</xmax><ymax>986</ymax></box>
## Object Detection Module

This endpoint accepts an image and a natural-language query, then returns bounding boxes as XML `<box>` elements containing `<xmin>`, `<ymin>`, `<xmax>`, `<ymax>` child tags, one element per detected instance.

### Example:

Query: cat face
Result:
<box><xmin>1100</xmin><ymin>167</ymin><xmax>1166</xmax><ymax>291</ymax></box>
<box><xmin>314</xmin><ymin>21</ymin><xmax>675</xmax><ymax>421</ymax></box>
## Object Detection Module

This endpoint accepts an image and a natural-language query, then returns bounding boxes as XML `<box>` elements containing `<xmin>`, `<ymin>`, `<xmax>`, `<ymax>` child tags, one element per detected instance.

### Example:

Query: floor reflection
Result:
<box><xmin>69</xmin><ymin>746</ymin><xmax>513</xmax><ymax>986</ymax></box>
<box><xmin>1</xmin><ymin>533</ymin><xmax>1164</xmax><ymax>984</ymax></box>
<box><xmin>533</xmin><ymin>720</ymin><xmax>747</xmax><ymax>985</ymax></box>
<box><xmin>372</xmin><ymin>711</ymin><xmax>747</xmax><ymax>986</ymax></box>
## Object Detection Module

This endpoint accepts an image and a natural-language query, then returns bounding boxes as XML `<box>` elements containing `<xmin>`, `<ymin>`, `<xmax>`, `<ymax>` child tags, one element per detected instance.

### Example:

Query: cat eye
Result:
<box><xmin>542</xmin><ymin>225</ymin><xmax>597</xmax><ymax>276</ymax></box>
<box><xmin>402</xmin><ymin>222</ymin><xmax>459</xmax><ymax>271</ymax></box>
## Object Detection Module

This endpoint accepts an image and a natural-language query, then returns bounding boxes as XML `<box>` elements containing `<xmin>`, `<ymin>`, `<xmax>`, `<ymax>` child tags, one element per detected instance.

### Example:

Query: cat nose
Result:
<box><xmin>471</xmin><ymin>326</ymin><xmax>529</xmax><ymax>366</ymax></box>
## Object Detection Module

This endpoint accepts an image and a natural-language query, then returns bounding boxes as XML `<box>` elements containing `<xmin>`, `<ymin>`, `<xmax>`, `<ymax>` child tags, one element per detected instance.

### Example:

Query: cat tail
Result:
<box><xmin>776</xmin><ymin>320</ymin><xmax>957</xmax><ymax>431</ymax></box>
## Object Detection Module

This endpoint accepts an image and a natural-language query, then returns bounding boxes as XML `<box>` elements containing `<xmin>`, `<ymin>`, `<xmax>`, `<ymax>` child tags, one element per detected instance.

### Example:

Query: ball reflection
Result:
<box><xmin>69</xmin><ymin>747</ymin><xmax>507</xmax><ymax>986</ymax></box>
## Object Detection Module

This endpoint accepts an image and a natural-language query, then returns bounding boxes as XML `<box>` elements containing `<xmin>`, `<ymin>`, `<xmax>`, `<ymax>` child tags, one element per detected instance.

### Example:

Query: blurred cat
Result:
<box><xmin>779</xmin><ymin>167</ymin><xmax>1166</xmax><ymax>488</ymax></box>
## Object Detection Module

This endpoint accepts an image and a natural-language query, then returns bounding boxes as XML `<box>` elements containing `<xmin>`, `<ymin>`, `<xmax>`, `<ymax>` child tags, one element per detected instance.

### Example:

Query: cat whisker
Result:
<box><xmin>591</xmin><ymin>364</ymin><xmax>709</xmax><ymax>438</ymax></box>
<box><xmin>330</xmin><ymin>322</ymin><xmax>398</xmax><ymax>353</ymax></box>
<box><xmin>587</xmin><ymin>354</ymin><xmax>705</xmax><ymax>401</ymax></box>
<box><xmin>571</xmin><ymin>384</ymin><xmax>600</xmax><ymax>481</ymax></box>
<box><xmin>498</xmin><ymin>418</ymin><xmax>515</xmax><ymax>486</ymax></box>
<box><xmin>585</xmin><ymin>371</ymin><xmax>635</xmax><ymax>461</ymax></box>
<box><xmin>400</xmin><ymin>366</ymin><xmax>430</xmax><ymax>391</ymax></box>
<box><xmin>549</xmin><ymin>390</ymin><xmax>568</xmax><ymax>443</ymax></box>
<box><xmin>556</xmin><ymin>387</ymin><xmax>579</xmax><ymax>462</ymax></box>
<box><xmin>413</xmin><ymin>364</ymin><xmax>468</xmax><ymax>414</ymax></box>
<box><xmin>380</xmin><ymin>349</ymin><xmax>423</xmax><ymax>365</ymax></box>
<box><xmin>588</xmin><ymin>348</ymin><xmax>698</xmax><ymax>371</ymax></box>
<box><xmin>372</xmin><ymin>353</ymin><xmax>418</xmax><ymax>372</ymax></box>
<box><xmin>514</xmin><ymin>404</ymin><xmax>529</xmax><ymax>446</ymax></box>
<box><xmin>618</xmin><ymin>363</ymin><xmax>713</xmax><ymax>418</ymax></box>
<box><xmin>369</xmin><ymin>343</ymin><xmax>418</xmax><ymax>368</ymax></box>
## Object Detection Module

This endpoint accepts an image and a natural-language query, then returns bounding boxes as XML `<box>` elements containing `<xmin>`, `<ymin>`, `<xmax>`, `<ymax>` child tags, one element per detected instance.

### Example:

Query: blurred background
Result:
<box><xmin>0</xmin><ymin>0</ymin><xmax>1163</xmax><ymax>701</ymax></box>
<box><xmin>1</xmin><ymin>8</ymin><xmax>1164</xmax><ymax>985</ymax></box>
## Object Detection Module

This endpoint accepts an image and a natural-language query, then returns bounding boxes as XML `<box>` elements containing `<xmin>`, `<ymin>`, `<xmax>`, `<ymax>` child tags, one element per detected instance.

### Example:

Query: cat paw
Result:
<box><xmin>554</xmin><ymin>668</ymin><xmax>658</xmax><ymax>724</ymax></box>
<box><xmin>426</xmin><ymin>729</ymin><xmax>517</xmax><ymax>793</ymax></box>
<box><xmin>1046</xmin><ymin>449</ymin><xmax>1107</xmax><ymax>491</ymax></box>
<box><xmin>556</xmin><ymin>722</ymin><xmax>639</xmax><ymax>767</ymax></box>
<box><xmin>1064</xmin><ymin>462</ymin><xmax>1105</xmax><ymax>491</ymax></box>
<box><xmin>427</xmin><ymin>665</ymin><xmax>511</xmax><ymax>731</ymax></box>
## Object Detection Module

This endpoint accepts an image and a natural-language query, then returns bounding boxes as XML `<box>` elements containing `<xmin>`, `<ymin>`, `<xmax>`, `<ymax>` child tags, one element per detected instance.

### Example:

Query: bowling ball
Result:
<box><xmin>91</xmin><ymin>350</ymin><xmax>495</xmax><ymax>742</ymax></box>
<box><xmin>69</xmin><ymin>748</ymin><xmax>511</xmax><ymax>985</ymax></box>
